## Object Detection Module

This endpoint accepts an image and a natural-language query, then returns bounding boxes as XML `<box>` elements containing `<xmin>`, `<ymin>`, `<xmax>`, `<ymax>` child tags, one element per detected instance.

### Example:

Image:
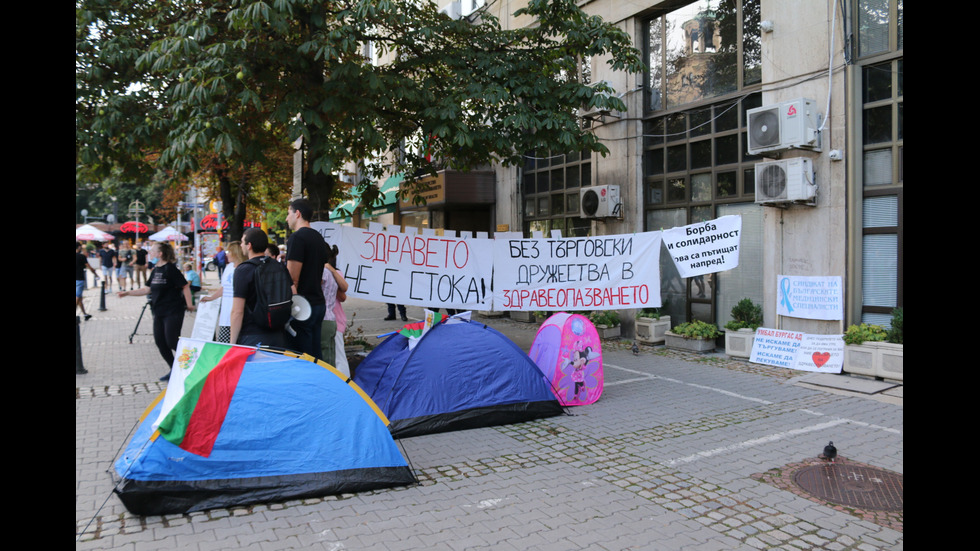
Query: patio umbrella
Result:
<box><xmin>120</xmin><ymin>221</ymin><xmax>149</xmax><ymax>234</ymax></box>
<box><xmin>76</xmin><ymin>224</ymin><xmax>114</xmax><ymax>241</ymax></box>
<box><xmin>148</xmin><ymin>226</ymin><xmax>189</xmax><ymax>242</ymax></box>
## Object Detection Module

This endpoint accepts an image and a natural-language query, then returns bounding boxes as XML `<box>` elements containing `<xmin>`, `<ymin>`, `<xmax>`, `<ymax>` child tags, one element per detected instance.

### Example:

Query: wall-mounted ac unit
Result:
<box><xmin>580</xmin><ymin>185</ymin><xmax>622</xmax><ymax>218</ymax></box>
<box><xmin>754</xmin><ymin>158</ymin><xmax>816</xmax><ymax>205</ymax></box>
<box><xmin>439</xmin><ymin>0</ymin><xmax>462</xmax><ymax>19</ymax></box>
<box><xmin>747</xmin><ymin>98</ymin><xmax>821</xmax><ymax>155</ymax></box>
<box><xmin>576</xmin><ymin>81</ymin><xmax>617</xmax><ymax>120</ymax></box>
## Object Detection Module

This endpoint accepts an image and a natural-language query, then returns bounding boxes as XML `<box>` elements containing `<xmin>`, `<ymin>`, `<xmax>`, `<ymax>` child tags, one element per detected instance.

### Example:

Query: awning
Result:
<box><xmin>329</xmin><ymin>175</ymin><xmax>403</xmax><ymax>222</ymax></box>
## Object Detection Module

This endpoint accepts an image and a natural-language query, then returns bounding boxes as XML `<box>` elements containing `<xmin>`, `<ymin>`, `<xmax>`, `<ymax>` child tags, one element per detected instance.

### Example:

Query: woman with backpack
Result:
<box><xmin>118</xmin><ymin>242</ymin><xmax>195</xmax><ymax>381</ymax></box>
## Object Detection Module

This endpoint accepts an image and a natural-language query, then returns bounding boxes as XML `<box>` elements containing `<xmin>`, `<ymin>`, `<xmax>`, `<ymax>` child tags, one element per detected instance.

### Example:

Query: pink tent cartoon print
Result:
<box><xmin>528</xmin><ymin>312</ymin><xmax>603</xmax><ymax>406</ymax></box>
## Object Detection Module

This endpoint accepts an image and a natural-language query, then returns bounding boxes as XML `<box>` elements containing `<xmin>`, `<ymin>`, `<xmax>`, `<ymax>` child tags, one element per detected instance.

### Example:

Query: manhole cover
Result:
<box><xmin>793</xmin><ymin>462</ymin><xmax>903</xmax><ymax>511</ymax></box>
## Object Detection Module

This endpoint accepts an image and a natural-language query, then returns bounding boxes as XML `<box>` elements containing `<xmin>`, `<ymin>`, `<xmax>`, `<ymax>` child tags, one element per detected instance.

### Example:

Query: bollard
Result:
<box><xmin>99</xmin><ymin>280</ymin><xmax>107</xmax><ymax>312</ymax></box>
<box><xmin>76</xmin><ymin>316</ymin><xmax>88</xmax><ymax>374</ymax></box>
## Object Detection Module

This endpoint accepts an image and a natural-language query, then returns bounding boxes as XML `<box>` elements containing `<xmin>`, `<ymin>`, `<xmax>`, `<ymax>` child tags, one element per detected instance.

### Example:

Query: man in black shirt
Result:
<box><xmin>285</xmin><ymin>199</ymin><xmax>328</xmax><ymax>359</ymax></box>
<box><xmin>76</xmin><ymin>242</ymin><xmax>97</xmax><ymax>320</ymax></box>
<box><xmin>231</xmin><ymin>228</ymin><xmax>287</xmax><ymax>348</ymax></box>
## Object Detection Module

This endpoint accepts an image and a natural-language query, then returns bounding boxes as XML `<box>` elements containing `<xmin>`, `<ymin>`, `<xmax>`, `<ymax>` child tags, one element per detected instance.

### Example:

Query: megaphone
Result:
<box><xmin>285</xmin><ymin>295</ymin><xmax>312</xmax><ymax>338</ymax></box>
<box><xmin>290</xmin><ymin>295</ymin><xmax>312</xmax><ymax>321</ymax></box>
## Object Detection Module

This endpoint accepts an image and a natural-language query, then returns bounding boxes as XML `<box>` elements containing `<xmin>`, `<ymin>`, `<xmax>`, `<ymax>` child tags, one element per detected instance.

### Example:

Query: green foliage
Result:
<box><xmin>842</xmin><ymin>323</ymin><xmax>887</xmax><ymax>345</ymax></box>
<box><xmin>887</xmin><ymin>307</ymin><xmax>903</xmax><ymax>344</ymax></box>
<box><xmin>76</xmin><ymin>0</ymin><xmax>645</xmax><ymax>207</ymax></box>
<box><xmin>588</xmin><ymin>310</ymin><xmax>620</xmax><ymax>327</ymax></box>
<box><xmin>671</xmin><ymin>320</ymin><xmax>720</xmax><ymax>340</ymax></box>
<box><xmin>636</xmin><ymin>308</ymin><xmax>662</xmax><ymax>320</ymax></box>
<box><xmin>724</xmin><ymin>298</ymin><xmax>763</xmax><ymax>331</ymax></box>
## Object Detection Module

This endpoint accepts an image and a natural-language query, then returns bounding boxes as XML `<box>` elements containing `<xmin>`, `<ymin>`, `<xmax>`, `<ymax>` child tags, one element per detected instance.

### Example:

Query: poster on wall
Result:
<box><xmin>491</xmin><ymin>232</ymin><xmax>662</xmax><ymax>311</ymax></box>
<box><xmin>661</xmin><ymin>215</ymin><xmax>742</xmax><ymax>278</ymax></box>
<box><xmin>777</xmin><ymin>275</ymin><xmax>843</xmax><ymax>320</ymax></box>
<box><xmin>337</xmin><ymin>227</ymin><xmax>494</xmax><ymax>310</ymax></box>
<box><xmin>750</xmin><ymin>328</ymin><xmax>844</xmax><ymax>373</ymax></box>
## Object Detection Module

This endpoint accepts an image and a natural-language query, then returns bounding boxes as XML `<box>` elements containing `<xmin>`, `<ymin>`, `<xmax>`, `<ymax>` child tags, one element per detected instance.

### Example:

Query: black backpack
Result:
<box><xmin>246</xmin><ymin>257</ymin><xmax>293</xmax><ymax>331</ymax></box>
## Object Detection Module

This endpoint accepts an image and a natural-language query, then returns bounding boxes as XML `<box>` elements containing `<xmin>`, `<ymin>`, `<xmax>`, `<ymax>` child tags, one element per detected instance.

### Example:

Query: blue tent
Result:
<box><xmin>353</xmin><ymin>319</ymin><xmax>564</xmax><ymax>438</ymax></box>
<box><xmin>114</xmin><ymin>340</ymin><xmax>415</xmax><ymax>515</ymax></box>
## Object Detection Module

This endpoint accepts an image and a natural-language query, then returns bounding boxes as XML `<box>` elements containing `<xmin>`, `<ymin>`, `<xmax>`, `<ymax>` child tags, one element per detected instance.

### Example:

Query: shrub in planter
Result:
<box><xmin>842</xmin><ymin>321</ymin><xmax>902</xmax><ymax>380</ymax></box>
<box><xmin>588</xmin><ymin>310</ymin><xmax>621</xmax><ymax>327</ymax></box>
<box><xmin>635</xmin><ymin>308</ymin><xmax>670</xmax><ymax>344</ymax></box>
<box><xmin>842</xmin><ymin>323</ymin><xmax>887</xmax><ymax>345</ymax></box>
<box><xmin>672</xmin><ymin>320</ymin><xmax>721</xmax><ymax>339</ymax></box>
<box><xmin>666</xmin><ymin>320</ymin><xmax>720</xmax><ymax>353</ymax></box>
<box><xmin>887</xmin><ymin>307</ymin><xmax>903</xmax><ymax>344</ymax></box>
<box><xmin>724</xmin><ymin>298</ymin><xmax>763</xmax><ymax>332</ymax></box>
<box><xmin>636</xmin><ymin>308</ymin><xmax>663</xmax><ymax>320</ymax></box>
<box><xmin>724</xmin><ymin>298</ymin><xmax>762</xmax><ymax>358</ymax></box>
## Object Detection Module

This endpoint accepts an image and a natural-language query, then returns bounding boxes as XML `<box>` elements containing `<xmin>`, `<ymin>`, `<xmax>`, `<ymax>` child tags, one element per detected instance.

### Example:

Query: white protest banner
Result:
<box><xmin>777</xmin><ymin>275</ymin><xmax>843</xmax><ymax>320</ymax></box>
<box><xmin>309</xmin><ymin>221</ymin><xmax>342</xmax><ymax>247</ymax></box>
<box><xmin>190</xmin><ymin>299</ymin><xmax>220</xmax><ymax>341</ymax></box>
<box><xmin>750</xmin><ymin>328</ymin><xmax>803</xmax><ymax>369</ymax></box>
<box><xmin>662</xmin><ymin>215</ymin><xmax>742</xmax><ymax>278</ymax></box>
<box><xmin>750</xmin><ymin>327</ymin><xmax>844</xmax><ymax>373</ymax></box>
<box><xmin>338</xmin><ymin>226</ymin><xmax>493</xmax><ymax>309</ymax></box>
<box><xmin>793</xmin><ymin>333</ymin><xmax>844</xmax><ymax>373</ymax></box>
<box><xmin>491</xmin><ymin>232</ymin><xmax>662</xmax><ymax>311</ymax></box>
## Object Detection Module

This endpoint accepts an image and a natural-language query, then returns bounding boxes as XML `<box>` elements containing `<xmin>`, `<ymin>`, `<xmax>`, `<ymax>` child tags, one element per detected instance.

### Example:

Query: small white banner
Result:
<box><xmin>662</xmin><ymin>215</ymin><xmax>742</xmax><ymax>278</ymax></box>
<box><xmin>750</xmin><ymin>327</ymin><xmax>844</xmax><ymax>373</ymax></box>
<box><xmin>777</xmin><ymin>275</ymin><xmax>844</xmax><ymax>320</ymax></box>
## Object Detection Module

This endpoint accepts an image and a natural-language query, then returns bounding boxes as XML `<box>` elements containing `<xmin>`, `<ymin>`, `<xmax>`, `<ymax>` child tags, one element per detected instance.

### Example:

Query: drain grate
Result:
<box><xmin>793</xmin><ymin>462</ymin><xmax>903</xmax><ymax>512</ymax></box>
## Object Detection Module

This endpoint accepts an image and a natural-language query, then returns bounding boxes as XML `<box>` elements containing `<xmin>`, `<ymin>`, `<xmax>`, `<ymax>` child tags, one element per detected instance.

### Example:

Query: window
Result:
<box><xmin>856</xmin><ymin>0</ymin><xmax>903</xmax><ymax>324</ymax></box>
<box><xmin>644</xmin><ymin>0</ymin><xmax>761</xmax><ymax>112</ymax></box>
<box><xmin>523</xmin><ymin>150</ymin><xmax>592</xmax><ymax>237</ymax></box>
<box><xmin>642</xmin><ymin>0</ymin><xmax>762</xmax><ymax>326</ymax></box>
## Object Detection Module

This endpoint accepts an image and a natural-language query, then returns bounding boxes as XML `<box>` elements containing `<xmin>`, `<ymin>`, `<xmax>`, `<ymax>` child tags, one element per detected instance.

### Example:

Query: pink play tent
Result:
<box><xmin>528</xmin><ymin>313</ymin><xmax>603</xmax><ymax>406</ymax></box>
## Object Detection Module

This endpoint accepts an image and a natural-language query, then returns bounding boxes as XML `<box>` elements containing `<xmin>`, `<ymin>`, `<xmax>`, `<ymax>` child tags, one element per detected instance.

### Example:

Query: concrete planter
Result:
<box><xmin>509</xmin><ymin>311</ymin><xmax>537</xmax><ymax>323</ymax></box>
<box><xmin>844</xmin><ymin>342</ymin><xmax>904</xmax><ymax>381</ymax></box>
<box><xmin>665</xmin><ymin>331</ymin><xmax>717</xmax><ymax>353</ymax></box>
<box><xmin>724</xmin><ymin>328</ymin><xmax>756</xmax><ymax>359</ymax></box>
<box><xmin>635</xmin><ymin>316</ymin><xmax>671</xmax><ymax>345</ymax></box>
<box><xmin>597</xmin><ymin>324</ymin><xmax>621</xmax><ymax>340</ymax></box>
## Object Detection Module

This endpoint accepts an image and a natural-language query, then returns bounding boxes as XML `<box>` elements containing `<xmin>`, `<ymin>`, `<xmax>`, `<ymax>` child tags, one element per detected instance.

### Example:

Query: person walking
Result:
<box><xmin>117</xmin><ymin>241</ymin><xmax>135</xmax><ymax>291</ymax></box>
<box><xmin>118</xmin><ymin>242</ymin><xmax>195</xmax><ymax>381</ymax></box>
<box><xmin>98</xmin><ymin>243</ymin><xmax>117</xmax><ymax>293</ymax></box>
<box><xmin>76</xmin><ymin>242</ymin><xmax>98</xmax><ymax>320</ymax></box>
<box><xmin>134</xmin><ymin>241</ymin><xmax>148</xmax><ymax>287</ymax></box>
<box><xmin>285</xmin><ymin>199</ymin><xmax>329</xmax><ymax>359</ymax></box>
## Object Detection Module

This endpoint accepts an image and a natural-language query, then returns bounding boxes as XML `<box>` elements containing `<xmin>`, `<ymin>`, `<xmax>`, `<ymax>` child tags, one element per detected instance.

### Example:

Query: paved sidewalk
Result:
<box><xmin>76</xmin><ymin>271</ymin><xmax>903</xmax><ymax>550</ymax></box>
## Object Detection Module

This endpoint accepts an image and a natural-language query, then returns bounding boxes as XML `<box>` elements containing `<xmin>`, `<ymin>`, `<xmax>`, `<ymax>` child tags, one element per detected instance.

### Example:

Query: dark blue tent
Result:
<box><xmin>114</xmin><ymin>340</ymin><xmax>416</xmax><ymax>515</ymax></box>
<box><xmin>353</xmin><ymin>319</ymin><xmax>564</xmax><ymax>438</ymax></box>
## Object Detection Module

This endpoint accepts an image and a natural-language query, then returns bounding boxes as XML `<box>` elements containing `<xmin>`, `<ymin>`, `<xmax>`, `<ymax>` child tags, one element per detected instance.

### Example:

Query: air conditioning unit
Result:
<box><xmin>754</xmin><ymin>158</ymin><xmax>816</xmax><ymax>205</ymax></box>
<box><xmin>580</xmin><ymin>185</ymin><xmax>622</xmax><ymax>218</ymax></box>
<box><xmin>439</xmin><ymin>0</ymin><xmax>462</xmax><ymax>19</ymax></box>
<box><xmin>576</xmin><ymin>81</ymin><xmax>617</xmax><ymax>120</ymax></box>
<box><xmin>747</xmin><ymin>98</ymin><xmax>821</xmax><ymax>155</ymax></box>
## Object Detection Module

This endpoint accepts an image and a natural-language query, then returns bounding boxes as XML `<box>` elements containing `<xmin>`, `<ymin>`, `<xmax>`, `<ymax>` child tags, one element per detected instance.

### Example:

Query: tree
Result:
<box><xmin>76</xmin><ymin>0</ymin><xmax>644</xmax><ymax>219</ymax></box>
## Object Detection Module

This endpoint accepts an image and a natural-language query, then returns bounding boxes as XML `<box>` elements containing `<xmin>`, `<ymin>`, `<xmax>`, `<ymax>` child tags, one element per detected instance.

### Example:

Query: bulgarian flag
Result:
<box><xmin>399</xmin><ymin>310</ymin><xmax>448</xmax><ymax>350</ymax></box>
<box><xmin>153</xmin><ymin>339</ymin><xmax>255</xmax><ymax>457</ymax></box>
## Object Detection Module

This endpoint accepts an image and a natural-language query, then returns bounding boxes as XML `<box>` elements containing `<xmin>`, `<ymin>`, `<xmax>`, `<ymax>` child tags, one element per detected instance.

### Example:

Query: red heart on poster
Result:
<box><xmin>812</xmin><ymin>352</ymin><xmax>830</xmax><ymax>367</ymax></box>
